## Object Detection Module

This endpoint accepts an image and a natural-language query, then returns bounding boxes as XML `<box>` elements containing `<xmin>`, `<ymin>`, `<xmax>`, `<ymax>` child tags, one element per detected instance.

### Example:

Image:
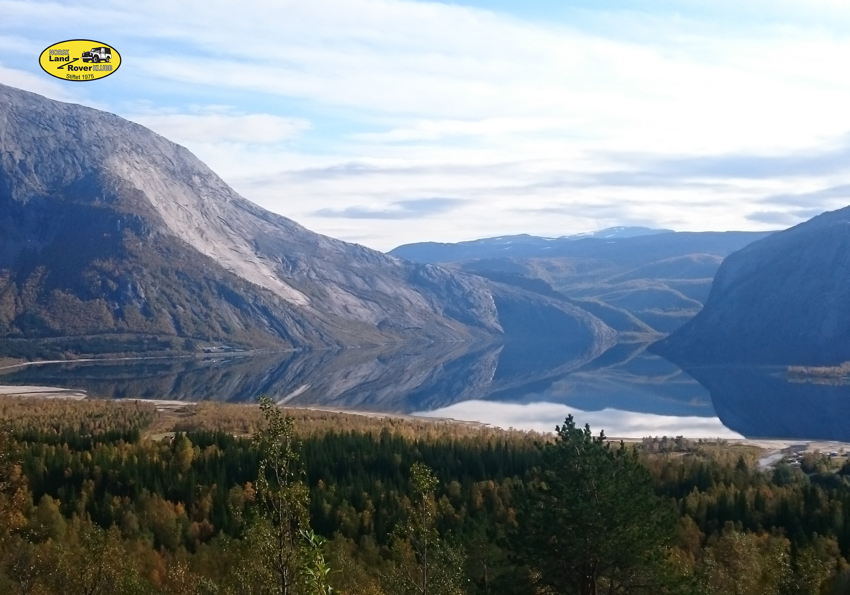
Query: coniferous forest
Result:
<box><xmin>2</xmin><ymin>397</ymin><xmax>850</xmax><ymax>594</ymax></box>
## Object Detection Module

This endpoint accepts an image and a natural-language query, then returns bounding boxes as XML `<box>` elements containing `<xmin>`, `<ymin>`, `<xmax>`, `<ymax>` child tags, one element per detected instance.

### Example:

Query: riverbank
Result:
<box><xmin>2</xmin><ymin>383</ymin><xmax>849</xmax><ymax>455</ymax></box>
<box><xmin>0</xmin><ymin>385</ymin><xmax>87</xmax><ymax>399</ymax></box>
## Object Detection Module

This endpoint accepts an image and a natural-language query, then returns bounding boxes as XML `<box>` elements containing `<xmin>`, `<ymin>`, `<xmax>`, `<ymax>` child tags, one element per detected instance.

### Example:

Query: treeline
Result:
<box><xmin>788</xmin><ymin>362</ymin><xmax>850</xmax><ymax>378</ymax></box>
<box><xmin>0</xmin><ymin>335</ymin><xmax>186</xmax><ymax>360</ymax></box>
<box><xmin>2</xmin><ymin>397</ymin><xmax>850</xmax><ymax>594</ymax></box>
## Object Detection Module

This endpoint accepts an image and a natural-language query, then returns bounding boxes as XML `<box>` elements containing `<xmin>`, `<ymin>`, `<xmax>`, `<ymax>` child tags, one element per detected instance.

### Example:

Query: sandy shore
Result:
<box><xmin>0</xmin><ymin>385</ymin><xmax>87</xmax><ymax>399</ymax></box>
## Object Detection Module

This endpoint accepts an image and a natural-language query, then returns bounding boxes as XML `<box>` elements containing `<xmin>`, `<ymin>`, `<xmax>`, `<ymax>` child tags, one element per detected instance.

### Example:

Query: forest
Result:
<box><xmin>2</xmin><ymin>397</ymin><xmax>850</xmax><ymax>594</ymax></box>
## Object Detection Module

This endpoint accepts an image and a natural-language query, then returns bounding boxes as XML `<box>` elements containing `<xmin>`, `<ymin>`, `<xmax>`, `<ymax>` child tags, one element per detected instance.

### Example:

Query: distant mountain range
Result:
<box><xmin>390</xmin><ymin>227</ymin><xmax>673</xmax><ymax>263</ymax></box>
<box><xmin>391</xmin><ymin>230</ymin><xmax>772</xmax><ymax>336</ymax></box>
<box><xmin>0</xmin><ymin>83</ymin><xmax>614</xmax><ymax>359</ymax></box>
<box><xmin>390</xmin><ymin>227</ymin><xmax>673</xmax><ymax>264</ymax></box>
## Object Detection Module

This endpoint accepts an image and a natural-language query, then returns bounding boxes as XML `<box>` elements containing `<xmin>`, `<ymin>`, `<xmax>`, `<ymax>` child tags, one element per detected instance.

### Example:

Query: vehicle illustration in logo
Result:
<box><xmin>82</xmin><ymin>47</ymin><xmax>111</xmax><ymax>63</ymax></box>
<box><xmin>39</xmin><ymin>40</ymin><xmax>121</xmax><ymax>82</ymax></box>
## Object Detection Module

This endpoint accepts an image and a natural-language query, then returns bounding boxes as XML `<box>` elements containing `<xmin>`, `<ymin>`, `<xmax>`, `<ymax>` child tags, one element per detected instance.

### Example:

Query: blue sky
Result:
<box><xmin>3</xmin><ymin>0</ymin><xmax>850</xmax><ymax>250</ymax></box>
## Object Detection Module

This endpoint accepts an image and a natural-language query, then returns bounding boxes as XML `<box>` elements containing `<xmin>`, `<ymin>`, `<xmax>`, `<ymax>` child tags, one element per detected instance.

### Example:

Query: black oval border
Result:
<box><xmin>38</xmin><ymin>39</ymin><xmax>122</xmax><ymax>82</ymax></box>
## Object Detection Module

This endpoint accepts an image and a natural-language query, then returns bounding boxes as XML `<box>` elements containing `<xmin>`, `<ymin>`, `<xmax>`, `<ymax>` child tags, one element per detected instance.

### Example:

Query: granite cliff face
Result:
<box><xmin>0</xmin><ymin>84</ymin><xmax>614</xmax><ymax>356</ymax></box>
<box><xmin>654</xmin><ymin>206</ymin><xmax>850</xmax><ymax>365</ymax></box>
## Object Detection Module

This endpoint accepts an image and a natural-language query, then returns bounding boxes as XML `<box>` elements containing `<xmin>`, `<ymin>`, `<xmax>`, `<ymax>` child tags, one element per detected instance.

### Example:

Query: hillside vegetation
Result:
<box><xmin>2</xmin><ymin>398</ymin><xmax>850</xmax><ymax>594</ymax></box>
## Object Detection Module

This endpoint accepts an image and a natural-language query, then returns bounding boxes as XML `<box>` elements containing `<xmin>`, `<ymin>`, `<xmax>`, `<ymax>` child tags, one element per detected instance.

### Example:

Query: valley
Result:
<box><xmin>392</xmin><ymin>228</ymin><xmax>771</xmax><ymax>336</ymax></box>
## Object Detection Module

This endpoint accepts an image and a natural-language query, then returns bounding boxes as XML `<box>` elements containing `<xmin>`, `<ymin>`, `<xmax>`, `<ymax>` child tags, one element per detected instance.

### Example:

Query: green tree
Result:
<box><xmin>783</xmin><ymin>538</ymin><xmax>840</xmax><ymax>595</ymax></box>
<box><xmin>174</xmin><ymin>435</ymin><xmax>195</xmax><ymax>474</ymax></box>
<box><xmin>384</xmin><ymin>462</ymin><xmax>467</xmax><ymax>595</ymax></box>
<box><xmin>51</xmin><ymin>523</ymin><xmax>151</xmax><ymax>595</ymax></box>
<box><xmin>516</xmin><ymin>416</ymin><xmax>676</xmax><ymax>595</ymax></box>
<box><xmin>696</xmin><ymin>528</ymin><xmax>790</xmax><ymax>595</ymax></box>
<box><xmin>300</xmin><ymin>530</ymin><xmax>334</xmax><ymax>595</ymax></box>
<box><xmin>239</xmin><ymin>397</ymin><xmax>333</xmax><ymax>595</ymax></box>
<box><xmin>27</xmin><ymin>495</ymin><xmax>66</xmax><ymax>543</ymax></box>
<box><xmin>0</xmin><ymin>431</ymin><xmax>28</xmax><ymax>545</ymax></box>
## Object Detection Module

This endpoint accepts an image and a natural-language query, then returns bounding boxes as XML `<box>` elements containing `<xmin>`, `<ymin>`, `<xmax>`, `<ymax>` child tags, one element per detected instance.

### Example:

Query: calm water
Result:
<box><xmin>2</xmin><ymin>340</ymin><xmax>849</xmax><ymax>441</ymax></box>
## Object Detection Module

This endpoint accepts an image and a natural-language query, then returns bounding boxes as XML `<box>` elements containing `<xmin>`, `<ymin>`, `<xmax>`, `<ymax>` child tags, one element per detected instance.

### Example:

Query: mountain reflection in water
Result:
<box><xmin>1</xmin><ymin>340</ymin><xmax>849</xmax><ymax>441</ymax></box>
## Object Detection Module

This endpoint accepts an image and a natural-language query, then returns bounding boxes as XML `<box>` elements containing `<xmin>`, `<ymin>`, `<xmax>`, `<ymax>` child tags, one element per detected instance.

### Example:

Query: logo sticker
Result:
<box><xmin>39</xmin><ymin>39</ymin><xmax>121</xmax><ymax>82</ymax></box>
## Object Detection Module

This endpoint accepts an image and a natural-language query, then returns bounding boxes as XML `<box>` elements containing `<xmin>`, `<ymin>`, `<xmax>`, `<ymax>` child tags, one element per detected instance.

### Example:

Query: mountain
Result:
<box><xmin>390</xmin><ymin>227</ymin><xmax>671</xmax><ymax>263</ymax></box>
<box><xmin>391</xmin><ymin>231</ymin><xmax>772</xmax><ymax>336</ymax></box>
<box><xmin>653</xmin><ymin>206</ymin><xmax>850</xmax><ymax>366</ymax></box>
<box><xmin>0</xmin><ymin>84</ymin><xmax>615</xmax><ymax>357</ymax></box>
<box><xmin>389</xmin><ymin>229</ymin><xmax>763</xmax><ymax>264</ymax></box>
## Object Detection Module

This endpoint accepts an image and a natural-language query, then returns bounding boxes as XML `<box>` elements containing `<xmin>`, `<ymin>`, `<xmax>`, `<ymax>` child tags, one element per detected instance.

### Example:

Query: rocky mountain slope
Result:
<box><xmin>0</xmin><ymin>83</ymin><xmax>614</xmax><ymax>357</ymax></box>
<box><xmin>654</xmin><ymin>206</ymin><xmax>850</xmax><ymax>365</ymax></box>
<box><xmin>392</xmin><ymin>231</ymin><xmax>771</xmax><ymax>336</ymax></box>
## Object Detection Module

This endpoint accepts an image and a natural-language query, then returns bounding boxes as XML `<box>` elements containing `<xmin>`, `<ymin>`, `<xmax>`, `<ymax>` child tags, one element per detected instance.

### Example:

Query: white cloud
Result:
<box><xmin>0</xmin><ymin>35</ymin><xmax>42</xmax><ymax>56</ymax></box>
<box><xmin>128</xmin><ymin>110</ymin><xmax>311</xmax><ymax>145</ymax></box>
<box><xmin>351</xmin><ymin>118</ymin><xmax>577</xmax><ymax>142</ymax></box>
<box><xmin>3</xmin><ymin>0</ymin><xmax>850</xmax><ymax>247</ymax></box>
<box><xmin>0</xmin><ymin>62</ymin><xmax>78</xmax><ymax>102</ymax></box>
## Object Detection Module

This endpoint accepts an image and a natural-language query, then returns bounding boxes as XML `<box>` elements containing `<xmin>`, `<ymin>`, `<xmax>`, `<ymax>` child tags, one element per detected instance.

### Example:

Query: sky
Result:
<box><xmin>3</xmin><ymin>0</ymin><xmax>850</xmax><ymax>251</ymax></box>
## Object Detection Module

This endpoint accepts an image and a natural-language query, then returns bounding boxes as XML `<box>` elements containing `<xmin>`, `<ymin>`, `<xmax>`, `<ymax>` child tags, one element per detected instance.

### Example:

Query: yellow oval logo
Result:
<box><xmin>39</xmin><ymin>40</ymin><xmax>121</xmax><ymax>82</ymax></box>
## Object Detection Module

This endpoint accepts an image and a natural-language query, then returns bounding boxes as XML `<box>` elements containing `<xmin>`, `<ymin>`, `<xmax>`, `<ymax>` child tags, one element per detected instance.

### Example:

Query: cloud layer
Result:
<box><xmin>313</xmin><ymin>197</ymin><xmax>467</xmax><ymax>219</ymax></box>
<box><xmin>130</xmin><ymin>110</ymin><xmax>311</xmax><ymax>145</ymax></box>
<box><xmin>3</xmin><ymin>0</ymin><xmax>850</xmax><ymax>248</ymax></box>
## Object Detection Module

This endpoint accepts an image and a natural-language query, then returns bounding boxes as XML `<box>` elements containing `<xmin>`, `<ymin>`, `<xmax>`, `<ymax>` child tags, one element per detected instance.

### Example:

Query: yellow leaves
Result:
<box><xmin>187</xmin><ymin>519</ymin><xmax>215</xmax><ymax>545</ymax></box>
<box><xmin>0</xmin><ymin>397</ymin><xmax>155</xmax><ymax>439</ymax></box>
<box><xmin>1</xmin><ymin>454</ymin><xmax>31</xmax><ymax>542</ymax></box>
<box><xmin>701</xmin><ymin>529</ymin><xmax>791</xmax><ymax>595</ymax></box>
<box><xmin>174</xmin><ymin>435</ymin><xmax>195</xmax><ymax>473</ymax></box>
<box><xmin>28</xmin><ymin>495</ymin><xmax>66</xmax><ymax>543</ymax></box>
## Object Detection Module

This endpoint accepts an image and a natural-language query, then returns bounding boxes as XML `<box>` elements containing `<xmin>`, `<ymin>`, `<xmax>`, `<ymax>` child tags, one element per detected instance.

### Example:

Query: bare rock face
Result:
<box><xmin>653</xmin><ymin>205</ymin><xmax>850</xmax><ymax>365</ymax></box>
<box><xmin>0</xmin><ymin>83</ymin><xmax>614</xmax><ymax>356</ymax></box>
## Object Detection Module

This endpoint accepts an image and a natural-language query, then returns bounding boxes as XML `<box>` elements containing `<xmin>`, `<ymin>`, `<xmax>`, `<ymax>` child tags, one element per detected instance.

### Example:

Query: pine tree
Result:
<box><xmin>516</xmin><ymin>416</ymin><xmax>676</xmax><ymax>595</ymax></box>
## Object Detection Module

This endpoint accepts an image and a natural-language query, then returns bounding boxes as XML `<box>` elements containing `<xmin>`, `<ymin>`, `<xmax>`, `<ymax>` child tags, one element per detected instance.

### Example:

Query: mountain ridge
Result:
<box><xmin>0</xmin><ymin>83</ymin><xmax>615</xmax><ymax>357</ymax></box>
